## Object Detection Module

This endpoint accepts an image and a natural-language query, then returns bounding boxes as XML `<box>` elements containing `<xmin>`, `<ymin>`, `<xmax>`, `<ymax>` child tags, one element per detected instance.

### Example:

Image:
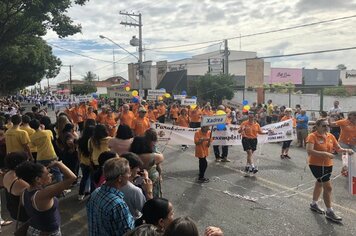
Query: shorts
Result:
<box><xmin>296</xmin><ymin>128</ymin><xmax>308</xmax><ymax>140</ymax></box>
<box><xmin>242</xmin><ymin>138</ymin><xmax>257</xmax><ymax>151</ymax></box>
<box><xmin>282</xmin><ymin>140</ymin><xmax>292</xmax><ymax>149</ymax></box>
<box><xmin>309</xmin><ymin>165</ymin><xmax>332</xmax><ymax>182</ymax></box>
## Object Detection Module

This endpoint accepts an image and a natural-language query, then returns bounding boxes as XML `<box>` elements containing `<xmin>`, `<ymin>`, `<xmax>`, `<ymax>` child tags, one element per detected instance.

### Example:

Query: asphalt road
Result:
<box><xmin>1</xmin><ymin>105</ymin><xmax>356</xmax><ymax>235</ymax></box>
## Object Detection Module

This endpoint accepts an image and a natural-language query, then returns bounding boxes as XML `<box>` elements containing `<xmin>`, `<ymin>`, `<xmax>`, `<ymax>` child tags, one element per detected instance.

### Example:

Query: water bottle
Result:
<box><xmin>341</xmin><ymin>152</ymin><xmax>348</xmax><ymax>177</ymax></box>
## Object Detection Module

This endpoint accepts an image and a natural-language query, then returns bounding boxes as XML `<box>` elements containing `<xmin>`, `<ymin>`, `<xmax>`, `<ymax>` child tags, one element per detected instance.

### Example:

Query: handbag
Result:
<box><xmin>13</xmin><ymin>192</ymin><xmax>30</xmax><ymax>236</ymax></box>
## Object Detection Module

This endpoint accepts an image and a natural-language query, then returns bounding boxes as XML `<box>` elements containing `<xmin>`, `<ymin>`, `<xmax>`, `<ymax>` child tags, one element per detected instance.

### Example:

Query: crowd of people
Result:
<box><xmin>0</xmin><ymin>95</ymin><xmax>355</xmax><ymax>234</ymax></box>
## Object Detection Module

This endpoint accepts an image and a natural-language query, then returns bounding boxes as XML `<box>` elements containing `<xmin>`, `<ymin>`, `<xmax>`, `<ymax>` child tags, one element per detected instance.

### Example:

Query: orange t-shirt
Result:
<box><xmin>202</xmin><ymin>109</ymin><xmax>214</xmax><ymax>116</ymax></box>
<box><xmin>280</xmin><ymin>116</ymin><xmax>297</xmax><ymax>127</ymax></box>
<box><xmin>177</xmin><ymin>115</ymin><xmax>189</xmax><ymax>127</ymax></box>
<box><xmin>97</xmin><ymin>111</ymin><xmax>106</xmax><ymax>124</ymax></box>
<box><xmin>104</xmin><ymin>115</ymin><xmax>117</xmax><ymax>137</ymax></box>
<box><xmin>170</xmin><ymin>107</ymin><xmax>179</xmax><ymax>119</ymax></box>
<box><xmin>69</xmin><ymin>108</ymin><xmax>78</xmax><ymax>124</ymax></box>
<box><xmin>89</xmin><ymin>99</ymin><xmax>98</xmax><ymax>110</ymax></box>
<box><xmin>306</xmin><ymin>131</ymin><xmax>339</xmax><ymax>167</ymax></box>
<box><xmin>335</xmin><ymin>119</ymin><xmax>356</xmax><ymax>145</ymax></box>
<box><xmin>119</xmin><ymin>111</ymin><xmax>135</xmax><ymax>128</ymax></box>
<box><xmin>132</xmin><ymin>117</ymin><xmax>151</xmax><ymax>136</ymax></box>
<box><xmin>86</xmin><ymin>112</ymin><xmax>97</xmax><ymax>120</ymax></box>
<box><xmin>240</xmin><ymin>120</ymin><xmax>262</xmax><ymax>139</ymax></box>
<box><xmin>194</xmin><ymin>129</ymin><xmax>212</xmax><ymax>158</ymax></box>
<box><xmin>147</xmin><ymin>110</ymin><xmax>157</xmax><ymax>122</ymax></box>
<box><xmin>189</xmin><ymin>109</ymin><xmax>201</xmax><ymax>123</ymax></box>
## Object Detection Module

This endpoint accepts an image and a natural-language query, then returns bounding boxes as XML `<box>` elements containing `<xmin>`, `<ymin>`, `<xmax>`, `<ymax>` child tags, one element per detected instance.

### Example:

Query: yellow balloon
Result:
<box><xmin>216</xmin><ymin>110</ymin><xmax>226</xmax><ymax>115</ymax></box>
<box><xmin>190</xmin><ymin>104</ymin><xmax>197</xmax><ymax>109</ymax></box>
<box><xmin>164</xmin><ymin>93</ymin><xmax>171</xmax><ymax>98</ymax></box>
<box><xmin>132</xmin><ymin>90</ymin><xmax>138</xmax><ymax>96</ymax></box>
<box><xmin>125</xmin><ymin>86</ymin><xmax>130</xmax><ymax>91</ymax></box>
<box><xmin>243</xmin><ymin>105</ymin><xmax>250</xmax><ymax>110</ymax></box>
<box><xmin>158</xmin><ymin>96</ymin><xmax>163</xmax><ymax>101</ymax></box>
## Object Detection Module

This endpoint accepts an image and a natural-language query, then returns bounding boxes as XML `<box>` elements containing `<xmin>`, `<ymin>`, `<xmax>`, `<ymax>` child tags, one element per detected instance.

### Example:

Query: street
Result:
<box><xmin>3</xmin><ymin>140</ymin><xmax>356</xmax><ymax>235</ymax></box>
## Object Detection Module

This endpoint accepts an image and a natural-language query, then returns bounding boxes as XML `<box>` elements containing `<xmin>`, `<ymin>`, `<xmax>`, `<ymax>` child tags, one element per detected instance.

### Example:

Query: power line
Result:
<box><xmin>145</xmin><ymin>14</ymin><xmax>356</xmax><ymax>50</ymax></box>
<box><xmin>48</xmin><ymin>42</ymin><xmax>114</xmax><ymax>63</ymax></box>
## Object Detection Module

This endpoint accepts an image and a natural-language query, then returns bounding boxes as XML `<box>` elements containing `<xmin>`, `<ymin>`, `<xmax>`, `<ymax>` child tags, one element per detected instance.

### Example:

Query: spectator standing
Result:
<box><xmin>296</xmin><ymin>110</ymin><xmax>309</xmax><ymax>148</ymax></box>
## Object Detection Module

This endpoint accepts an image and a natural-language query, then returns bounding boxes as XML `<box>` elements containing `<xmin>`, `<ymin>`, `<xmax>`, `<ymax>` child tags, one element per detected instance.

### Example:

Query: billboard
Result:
<box><xmin>340</xmin><ymin>70</ymin><xmax>356</xmax><ymax>86</ymax></box>
<box><xmin>270</xmin><ymin>68</ymin><xmax>302</xmax><ymax>84</ymax></box>
<box><xmin>303</xmin><ymin>69</ymin><xmax>340</xmax><ymax>86</ymax></box>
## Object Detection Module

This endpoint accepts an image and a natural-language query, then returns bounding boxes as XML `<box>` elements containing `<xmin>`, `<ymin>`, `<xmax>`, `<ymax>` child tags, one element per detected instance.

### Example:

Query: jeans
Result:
<box><xmin>79</xmin><ymin>164</ymin><xmax>95</xmax><ymax>195</ymax></box>
<box><xmin>37</xmin><ymin>159</ymin><xmax>63</xmax><ymax>183</ymax></box>
<box><xmin>213</xmin><ymin>145</ymin><xmax>228</xmax><ymax>158</ymax></box>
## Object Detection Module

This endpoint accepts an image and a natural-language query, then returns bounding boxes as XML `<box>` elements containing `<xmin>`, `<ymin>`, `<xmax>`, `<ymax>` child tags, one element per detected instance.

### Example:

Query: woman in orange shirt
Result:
<box><xmin>306</xmin><ymin>119</ymin><xmax>353</xmax><ymax>222</ymax></box>
<box><xmin>239</xmin><ymin>111</ymin><xmax>267</xmax><ymax>174</ymax></box>
<box><xmin>194</xmin><ymin>126</ymin><xmax>212</xmax><ymax>183</ymax></box>
<box><xmin>280</xmin><ymin>108</ymin><xmax>297</xmax><ymax>159</ymax></box>
<box><xmin>189</xmin><ymin>106</ymin><xmax>201</xmax><ymax>128</ymax></box>
<box><xmin>169</xmin><ymin>104</ymin><xmax>179</xmax><ymax>125</ymax></box>
<box><xmin>329</xmin><ymin>110</ymin><xmax>356</xmax><ymax>152</ymax></box>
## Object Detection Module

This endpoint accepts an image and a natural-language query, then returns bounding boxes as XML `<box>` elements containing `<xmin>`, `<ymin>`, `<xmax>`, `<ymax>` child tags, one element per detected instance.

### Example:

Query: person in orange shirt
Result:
<box><xmin>239</xmin><ymin>111</ymin><xmax>267</xmax><ymax>174</ymax></box>
<box><xmin>306</xmin><ymin>119</ymin><xmax>353</xmax><ymax>222</ymax></box>
<box><xmin>189</xmin><ymin>106</ymin><xmax>201</xmax><ymax>128</ymax></box>
<box><xmin>157</xmin><ymin>102</ymin><xmax>166</xmax><ymax>124</ymax></box>
<box><xmin>202</xmin><ymin>105</ymin><xmax>214</xmax><ymax>116</ymax></box>
<box><xmin>280</xmin><ymin>108</ymin><xmax>297</xmax><ymax>159</ymax></box>
<box><xmin>194</xmin><ymin>126</ymin><xmax>212</xmax><ymax>183</ymax></box>
<box><xmin>96</xmin><ymin>107</ymin><xmax>107</xmax><ymax>124</ymax></box>
<box><xmin>103</xmin><ymin>109</ymin><xmax>118</xmax><ymax>137</ymax></box>
<box><xmin>147</xmin><ymin>105</ymin><xmax>157</xmax><ymax>123</ymax></box>
<box><xmin>177</xmin><ymin>108</ymin><xmax>190</xmax><ymax>151</ymax></box>
<box><xmin>329</xmin><ymin>110</ymin><xmax>356</xmax><ymax>152</ymax></box>
<box><xmin>132</xmin><ymin>107</ymin><xmax>151</xmax><ymax>137</ymax></box>
<box><xmin>118</xmin><ymin>104</ymin><xmax>135</xmax><ymax>128</ymax></box>
<box><xmin>76</xmin><ymin>102</ymin><xmax>86</xmax><ymax>131</ymax></box>
<box><xmin>89</xmin><ymin>98</ymin><xmax>98</xmax><ymax>113</ymax></box>
<box><xmin>86</xmin><ymin>106</ymin><xmax>97</xmax><ymax>121</ymax></box>
<box><xmin>170</xmin><ymin>104</ymin><xmax>179</xmax><ymax>125</ymax></box>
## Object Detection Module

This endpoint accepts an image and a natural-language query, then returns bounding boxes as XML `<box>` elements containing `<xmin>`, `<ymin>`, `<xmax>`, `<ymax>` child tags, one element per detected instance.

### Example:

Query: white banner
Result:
<box><xmin>151</xmin><ymin>119</ymin><xmax>295</xmax><ymax>146</ymax></box>
<box><xmin>76</xmin><ymin>95</ymin><xmax>92</xmax><ymax>102</ymax></box>
<box><xmin>181</xmin><ymin>98</ymin><xmax>197</xmax><ymax>106</ymax></box>
<box><xmin>109</xmin><ymin>91</ymin><xmax>131</xmax><ymax>99</ymax></box>
<box><xmin>201</xmin><ymin>115</ymin><xmax>227</xmax><ymax>126</ymax></box>
<box><xmin>173</xmin><ymin>95</ymin><xmax>186</xmax><ymax>100</ymax></box>
<box><xmin>148</xmin><ymin>89</ymin><xmax>166</xmax><ymax>96</ymax></box>
<box><xmin>146</xmin><ymin>95</ymin><xmax>157</xmax><ymax>101</ymax></box>
<box><xmin>348</xmin><ymin>154</ymin><xmax>356</xmax><ymax>195</ymax></box>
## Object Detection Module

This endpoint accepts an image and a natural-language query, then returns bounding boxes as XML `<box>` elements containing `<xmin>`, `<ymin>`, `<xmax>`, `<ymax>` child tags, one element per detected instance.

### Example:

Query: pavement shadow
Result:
<box><xmin>311</xmin><ymin>212</ymin><xmax>340</xmax><ymax>236</ymax></box>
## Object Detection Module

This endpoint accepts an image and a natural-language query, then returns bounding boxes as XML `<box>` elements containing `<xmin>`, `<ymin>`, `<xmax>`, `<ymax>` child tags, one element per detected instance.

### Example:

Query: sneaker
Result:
<box><xmin>325</xmin><ymin>210</ymin><xmax>342</xmax><ymax>222</ymax></box>
<box><xmin>198</xmin><ymin>177</ymin><xmax>210</xmax><ymax>183</ymax></box>
<box><xmin>221</xmin><ymin>158</ymin><xmax>231</xmax><ymax>162</ymax></box>
<box><xmin>280</xmin><ymin>155</ymin><xmax>285</xmax><ymax>159</ymax></box>
<box><xmin>244</xmin><ymin>166</ymin><xmax>250</xmax><ymax>172</ymax></box>
<box><xmin>78</xmin><ymin>195</ymin><xmax>85</xmax><ymax>201</ymax></box>
<box><xmin>251</xmin><ymin>167</ymin><xmax>258</xmax><ymax>174</ymax></box>
<box><xmin>310</xmin><ymin>203</ymin><xmax>325</xmax><ymax>214</ymax></box>
<box><xmin>215</xmin><ymin>157</ymin><xmax>222</xmax><ymax>162</ymax></box>
<box><xmin>284</xmin><ymin>155</ymin><xmax>291</xmax><ymax>159</ymax></box>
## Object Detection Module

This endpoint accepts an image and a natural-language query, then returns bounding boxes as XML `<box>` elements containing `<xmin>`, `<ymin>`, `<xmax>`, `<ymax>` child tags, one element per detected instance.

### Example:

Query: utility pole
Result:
<box><xmin>62</xmin><ymin>65</ymin><xmax>73</xmax><ymax>93</ymax></box>
<box><xmin>224</xmin><ymin>39</ymin><xmax>229</xmax><ymax>75</ymax></box>
<box><xmin>113</xmin><ymin>48</ymin><xmax>116</xmax><ymax>77</ymax></box>
<box><xmin>120</xmin><ymin>11</ymin><xmax>143</xmax><ymax>90</ymax></box>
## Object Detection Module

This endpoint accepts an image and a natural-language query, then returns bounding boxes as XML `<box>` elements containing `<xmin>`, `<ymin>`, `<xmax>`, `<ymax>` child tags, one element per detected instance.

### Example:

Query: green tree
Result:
<box><xmin>83</xmin><ymin>71</ymin><xmax>98</xmax><ymax>84</ymax></box>
<box><xmin>196</xmin><ymin>74</ymin><xmax>235</xmax><ymax>106</ymax></box>
<box><xmin>0</xmin><ymin>0</ymin><xmax>88</xmax><ymax>94</ymax></box>
<box><xmin>336</xmin><ymin>64</ymin><xmax>347</xmax><ymax>70</ymax></box>
<box><xmin>72</xmin><ymin>83</ymin><xmax>97</xmax><ymax>95</ymax></box>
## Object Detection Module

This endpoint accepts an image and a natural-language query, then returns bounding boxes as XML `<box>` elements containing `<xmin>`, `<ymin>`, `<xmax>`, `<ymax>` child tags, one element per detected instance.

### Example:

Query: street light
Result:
<box><xmin>99</xmin><ymin>35</ymin><xmax>138</xmax><ymax>60</ymax></box>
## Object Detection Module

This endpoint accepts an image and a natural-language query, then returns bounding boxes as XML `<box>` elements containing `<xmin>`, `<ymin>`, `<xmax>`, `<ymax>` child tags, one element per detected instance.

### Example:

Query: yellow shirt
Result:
<box><xmin>89</xmin><ymin>137</ymin><xmax>112</xmax><ymax>165</ymax></box>
<box><xmin>80</xmin><ymin>152</ymin><xmax>91</xmax><ymax>166</ymax></box>
<box><xmin>30</xmin><ymin>130</ymin><xmax>57</xmax><ymax>161</ymax></box>
<box><xmin>20</xmin><ymin>126</ymin><xmax>37</xmax><ymax>153</ymax></box>
<box><xmin>5</xmin><ymin>127</ymin><xmax>30</xmax><ymax>153</ymax></box>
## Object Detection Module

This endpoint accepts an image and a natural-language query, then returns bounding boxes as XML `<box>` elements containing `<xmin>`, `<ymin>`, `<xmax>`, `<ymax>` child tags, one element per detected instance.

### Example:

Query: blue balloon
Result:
<box><xmin>242</xmin><ymin>100</ymin><xmax>248</xmax><ymax>106</ymax></box>
<box><xmin>160</xmin><ymin>88</ymin><xmax>165</xmax><ymax>91</ymax></box>
<box><xmin>192</xmin><ymin>96</ymin><xmax>197</xmax><ymax>99</ymax></box>
<box><xmin>92</xmin><ymin>93</ymin><xmax>98</xmax><ymax>99</ymax></box>
<box><xmin>132</xmin><ymin>97</ymin><xmax>139</xmax><ymax>103</ymax></box>
<box><xmin>216</xmin><ymin>124</ymin><xmax>226</xmax><ymax>131</ymax></box>
<box><xmin>181</xmin><ymin>90</ymin><xmax>187</xmax><ymax>95</ymax></box>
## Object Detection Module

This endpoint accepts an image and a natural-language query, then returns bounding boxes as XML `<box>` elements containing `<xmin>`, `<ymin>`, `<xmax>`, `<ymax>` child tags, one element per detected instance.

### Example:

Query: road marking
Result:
<box><xmin>164</xmin><ymin>145</ymin><xmax>356</xmax><ymax>216</ymax></box>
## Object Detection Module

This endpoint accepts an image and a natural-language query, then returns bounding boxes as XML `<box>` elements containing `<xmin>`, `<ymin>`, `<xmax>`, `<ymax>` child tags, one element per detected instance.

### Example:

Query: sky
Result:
<box><xmin>40</xmin><ymin>0</ymin><xmax>356</xmax><ymax>88</ymax></box>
